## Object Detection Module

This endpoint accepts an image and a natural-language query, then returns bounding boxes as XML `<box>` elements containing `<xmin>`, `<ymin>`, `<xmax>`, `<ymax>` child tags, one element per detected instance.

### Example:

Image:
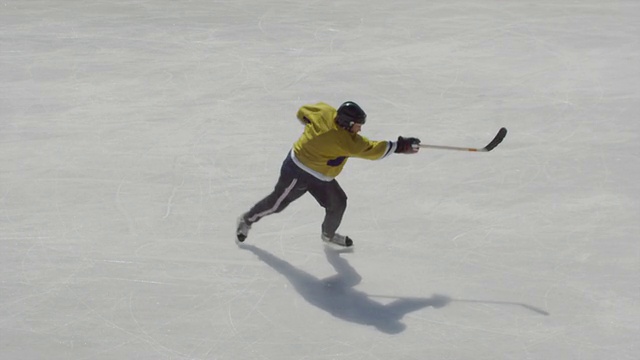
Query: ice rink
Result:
<box><xmin>1</xmin><ymin>1</ymin><xmax>639</xmax><ymax>359</ymax></box>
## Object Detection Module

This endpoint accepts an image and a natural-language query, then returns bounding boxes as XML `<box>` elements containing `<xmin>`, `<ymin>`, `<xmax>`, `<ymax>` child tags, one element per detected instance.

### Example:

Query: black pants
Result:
<box><xmin>243</xmin><ymin>153</ymin><xmax>347</xmax><ymax>237</ymax></box>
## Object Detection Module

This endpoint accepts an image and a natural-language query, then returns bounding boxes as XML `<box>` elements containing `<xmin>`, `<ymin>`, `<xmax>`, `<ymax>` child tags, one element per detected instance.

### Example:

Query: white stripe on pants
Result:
<box><xmin>247</xmin><ymin>178</ymin><xmax>298</xmax><ymax>223</ymax></box>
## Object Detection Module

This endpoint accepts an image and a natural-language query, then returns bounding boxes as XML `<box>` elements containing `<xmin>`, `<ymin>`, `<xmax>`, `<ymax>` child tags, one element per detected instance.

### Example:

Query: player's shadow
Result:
<box><xmin>238</xmin><ymin>243</ymin><xmax>451</xmax><ymax>334</ymax></box>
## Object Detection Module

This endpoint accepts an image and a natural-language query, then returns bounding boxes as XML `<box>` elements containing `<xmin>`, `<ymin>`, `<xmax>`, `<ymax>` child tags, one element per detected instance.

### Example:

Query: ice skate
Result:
<box><xmin>236</xmin><ymin>216</ymin><xmax>251</xmax><ymax>243</ymax></box>
<box><xmin>321</xmin><ymin>232</ymin><xmax>353</xmax><ymax>247</ymax></box>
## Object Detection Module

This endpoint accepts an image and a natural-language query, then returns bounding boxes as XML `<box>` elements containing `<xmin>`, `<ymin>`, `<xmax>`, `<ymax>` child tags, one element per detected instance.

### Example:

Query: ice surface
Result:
<box><xmin>1</xmin><ymin>0</ymin><xmax>639</xmax><ymax>359</ymax></box>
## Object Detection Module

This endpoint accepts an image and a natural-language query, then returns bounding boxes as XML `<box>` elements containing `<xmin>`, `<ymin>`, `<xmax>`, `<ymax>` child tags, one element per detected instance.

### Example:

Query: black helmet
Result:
<box><xmin>336</xmin><ymin>101</ymin><xmax>366</xmax><ymax>130</ymax></box>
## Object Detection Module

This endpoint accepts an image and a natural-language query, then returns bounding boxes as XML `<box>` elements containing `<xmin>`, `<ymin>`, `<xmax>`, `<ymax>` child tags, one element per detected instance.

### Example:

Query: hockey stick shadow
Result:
<box><xmin>238</xmin><ymin>243</ymin><xmax>450</xmax><ymax>334</ymax></box>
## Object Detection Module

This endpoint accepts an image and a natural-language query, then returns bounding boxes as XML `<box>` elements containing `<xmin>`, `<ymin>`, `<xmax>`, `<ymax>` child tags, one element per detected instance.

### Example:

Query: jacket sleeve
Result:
<box><xmin>296</xmin><ymin>104</ymin><xmax>324</xmax><ymax>125</ymax></box>
<box><xmin>296</xmin><ymin>103</ymin><xmax>337</xmax><ymax>132</ymax></box>
<box><xmin>344</xmin><ymin>135</ymin><xmax>395</xmax><ymax>160</ymax></box>
<box><xmin>296</xmin><ymin>109</ymin><xmax>311</xmax><ymax>125</ymax></box>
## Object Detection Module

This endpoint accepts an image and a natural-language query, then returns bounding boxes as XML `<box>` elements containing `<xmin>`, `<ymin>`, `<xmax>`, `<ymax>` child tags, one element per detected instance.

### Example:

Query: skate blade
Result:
<box><xmin>323</xmin><ymin>241</ymin><xmax>354</xmax><ymax>253</ymax></box>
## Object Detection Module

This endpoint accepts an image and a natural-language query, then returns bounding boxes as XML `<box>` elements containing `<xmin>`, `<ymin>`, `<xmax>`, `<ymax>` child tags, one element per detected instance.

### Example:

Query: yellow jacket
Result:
<box><xmin>292</xmin><ymin>102</ymin><xmax>394</xmax><ymax>180</ymax></box>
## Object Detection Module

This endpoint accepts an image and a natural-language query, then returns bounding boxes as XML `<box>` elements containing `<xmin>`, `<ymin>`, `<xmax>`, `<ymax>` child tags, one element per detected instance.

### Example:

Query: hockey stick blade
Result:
<box><xmin>482</xmin><ymin>127</ymin><xmax>508</xmax><ymax>152</ymax></box>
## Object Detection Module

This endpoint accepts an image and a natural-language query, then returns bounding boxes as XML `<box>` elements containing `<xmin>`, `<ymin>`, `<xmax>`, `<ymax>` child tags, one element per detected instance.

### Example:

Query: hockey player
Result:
<box><xmin>236</xmin><ymin>101</ymin><xmax>421</xmax><ymax>247</ymax></box>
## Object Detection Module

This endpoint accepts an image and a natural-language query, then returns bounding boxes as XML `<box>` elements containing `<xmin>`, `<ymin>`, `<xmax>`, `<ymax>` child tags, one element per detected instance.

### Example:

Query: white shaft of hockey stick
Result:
<box><xmin>417</xmin><ymin>144</ymin><xmax>485</xmax><ymax>152</ymax></box>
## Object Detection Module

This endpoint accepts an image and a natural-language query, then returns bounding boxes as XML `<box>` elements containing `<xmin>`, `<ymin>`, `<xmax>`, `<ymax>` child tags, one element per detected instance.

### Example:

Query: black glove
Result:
<box><xmin>395</xmin><ymin>136</ymin><xmax>421</xmax><ymax>154</ymax></box>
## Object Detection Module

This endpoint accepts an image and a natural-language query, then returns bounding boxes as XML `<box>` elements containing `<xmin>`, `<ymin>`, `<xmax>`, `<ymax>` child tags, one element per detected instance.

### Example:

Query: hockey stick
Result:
<box><xmin>369</xmin><ymin>294</ymin><xmax>549</xmax><ymax>315</ymax></box>
<box><xmin>418</xmin><ymin>127</ymin><xmax>508</xmax><ymax>152</ymax></box>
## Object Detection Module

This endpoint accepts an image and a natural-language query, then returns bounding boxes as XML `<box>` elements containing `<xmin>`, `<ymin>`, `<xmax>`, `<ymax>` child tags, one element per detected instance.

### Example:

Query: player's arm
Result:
<box><xmin>346</xmin><ymin>136</ymin><xmax>395</xmax><ymax>160</ymax></box>
<box><xmin>347</xmin><ymin>135</ymin><xmax>421</xmax><ymax>159</ymax></box>
<box><xmin>296</xmin><ymin>103</ymin><xmax>333</xmax><ymax>126</ymax></box>
<box><xmin>296</xmin><ymin>105</ymin><xmax>312</xmax><ymax>125</ymax></box>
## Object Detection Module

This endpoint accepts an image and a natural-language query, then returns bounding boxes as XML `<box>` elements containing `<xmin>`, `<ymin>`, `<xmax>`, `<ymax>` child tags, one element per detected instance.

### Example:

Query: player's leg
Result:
<box><xmin>308</xmin><ymin>179</ymin><xmax>351</xmax><ymax>246</ymax></box>
<box><xmin>237</xmin><ymin>155</ymin><xmax>308</xmax><ymax>242</ymax></box>
<box><xmin>244</xmin><ymin>175</ymin><xmax>307</xmax><ymax>225</ymax></box>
